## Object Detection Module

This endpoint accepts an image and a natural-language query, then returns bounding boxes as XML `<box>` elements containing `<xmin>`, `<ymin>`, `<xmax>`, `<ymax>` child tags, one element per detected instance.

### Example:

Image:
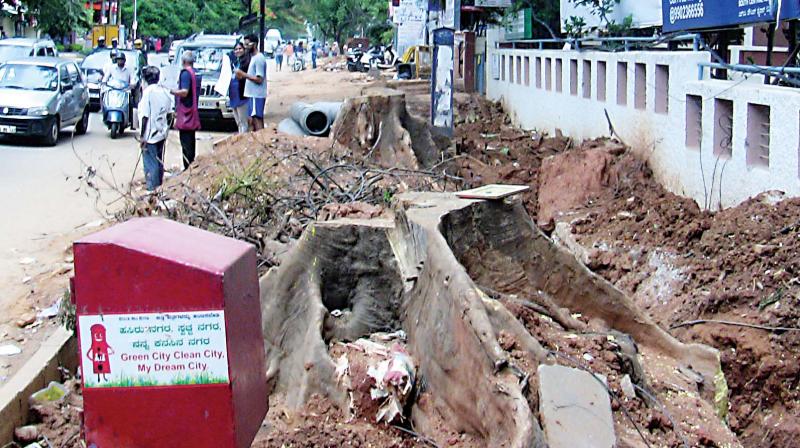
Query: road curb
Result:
<box><xmin>0</xmin><ymin>326</ymin><xmax>77</xmax><ymax>444</ymax></box>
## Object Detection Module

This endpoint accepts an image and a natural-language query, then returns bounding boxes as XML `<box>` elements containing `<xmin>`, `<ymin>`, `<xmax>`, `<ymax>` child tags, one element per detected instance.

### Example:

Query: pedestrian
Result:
<box><xmin>311</xmin><ymin>38</ymin><xmax>318</xmax><ymax>69</ymax></box>
<box><xmin>275</xmin><ymin>41</ymin><xmax>284</xmax><ymax>71</ymax></box>
<box><xmin>137</xmin><ymin>66</ymin><xmax>172</xmax><ymax>190</ymax></box>
<box><xmin>155</xmin><ymin>38</ymin><xmax>162</xmax><ymax>53</ymax></box>
<box><xmin>228</xmin><ymin>42</ymin><xmax>250</xmax><ymax>133</ymax></box>
<box><xmin>236</xmin><ymin>34</ymin><xmax>267</xmax><ymax>131</ymax></box>
<box><xmin>97</xmin><ymin>35</ymin><xmax>106</xmax><ymax>49</ymax></box>
<box><xmin>284</xmin><ymin>41</ymin><xmax>294</xmax><ymax>68</ymax></box>
<box><xmin>171</xmin><ymin>50</ymin><xmax>201</xmax><ymax>169</ymax></box>
<box><xmin>332</xmin><ymin>41</ymin><xmax>339</xmax><ymax>57</ymax></box>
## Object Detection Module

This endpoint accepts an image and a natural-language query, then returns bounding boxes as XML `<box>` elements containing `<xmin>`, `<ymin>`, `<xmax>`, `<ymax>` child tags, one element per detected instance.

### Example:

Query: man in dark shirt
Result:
<box><xmin>170</xmin><ymin>51</ymin><xmax>201</xmax><ymax>169</ymax></box>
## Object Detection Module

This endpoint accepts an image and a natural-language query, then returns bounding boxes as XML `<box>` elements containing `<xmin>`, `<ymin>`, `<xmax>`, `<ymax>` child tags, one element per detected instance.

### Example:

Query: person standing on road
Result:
<box><xmin>236</xmin><ymin>34</ymin><xmax>267</xmax><ymax>131</ymax></box>
<box><xmin>284</xmin><ymin>41</ymin><xmax>294</xmax><ymax>69</ymax></box>
<box><xmin>137</xmin><ymin>66</ymin><xmax>172</xmax><ymax>190</ymax></box>
<box><xmin>275</xmin><ymin>42</ymin><xmax>284</xmax><ymax>71</ymax></box>
<box><xmin>171</xmin><ymin>50</ymin><xmax>201</xmax><ymax>169</ymax></box>
<box><xmin>311</xmin><ymin>38</ymin><xmax>318</xmax><ymax>69</ymax></box>
<box><xmin>228</xmin><ymin>42</ymin><xmax>250</xmax><ymax>133</ymax></box>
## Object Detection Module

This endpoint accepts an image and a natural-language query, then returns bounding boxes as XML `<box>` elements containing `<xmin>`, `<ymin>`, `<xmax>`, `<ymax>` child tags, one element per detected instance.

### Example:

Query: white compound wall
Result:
<box><xmin>486</xmin><ymin>32</ymin><xmax>800</xmax><ymax>210</ymax></box>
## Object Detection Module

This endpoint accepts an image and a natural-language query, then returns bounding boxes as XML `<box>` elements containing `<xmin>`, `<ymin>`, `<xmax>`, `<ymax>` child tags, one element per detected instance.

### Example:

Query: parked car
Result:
<box><xmin>0</xmin><ymin>38</ymin><xmax>58</xmax><ymax>64</ymax></box>
<box><xmin>0</xmin><ymin>58</ymin><xmax>90</xmax><ymax>145</ymax></box>
<box><xmin>174</xmin><ymin>34</ymin><xmax>239</xmax><ymax>125</ymax></box>
<box><xmin>80</xmin><ymin>48</ymin><xmax>146</xmax><ymax>111</ymax></box>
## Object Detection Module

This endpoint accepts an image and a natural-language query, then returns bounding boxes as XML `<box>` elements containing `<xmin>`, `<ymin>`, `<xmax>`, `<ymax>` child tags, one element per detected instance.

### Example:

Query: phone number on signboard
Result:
<box><xmin>668</xmin><ymin>0</ymin><xmax>705</xmax><ymax>24</ymax></box>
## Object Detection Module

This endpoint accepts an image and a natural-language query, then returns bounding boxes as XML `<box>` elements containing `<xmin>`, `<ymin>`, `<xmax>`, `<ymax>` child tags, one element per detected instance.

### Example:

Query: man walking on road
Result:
<box><xmin>137</xmin><ymin>66</ymin><xmax>172</xmax><ymax>190</ymax></box>
<box><xmin>171</xmin><ymin>51</ymin><xmax>201</xmax><ymax>169</ymax></box>
<box><xmin>311</xmin><ymin>38</ymin><xmax>318</xmax><ymax>69</ymax></box>
<box><xmin>236</xmin><ymin>34</ymin><xmax>267</xmax><ymax>131</ymax></box>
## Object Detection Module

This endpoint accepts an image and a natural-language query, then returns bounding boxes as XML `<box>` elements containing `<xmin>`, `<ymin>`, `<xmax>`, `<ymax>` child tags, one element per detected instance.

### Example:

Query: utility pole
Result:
<box><xmin>259</xmin><ymin>0</ymin><xmax>265</xmax><ymax>52</ymax></box>
<box><xmin>133</xmin><ymin>0</ymin><xmax>138</xmax><ymax>39</ymax></box>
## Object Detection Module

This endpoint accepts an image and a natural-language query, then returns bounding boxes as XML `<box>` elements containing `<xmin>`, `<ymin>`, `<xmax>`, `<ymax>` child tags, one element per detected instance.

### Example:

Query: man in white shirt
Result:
<box><xmin>137</xmin><ymin>66</ymin><xmax>173</xmax><ymax>190</ymax></box>
<box><xmin>102</xmin><ymin>52</ymin><xmax>132</xmax><ymax>86</ymax></box>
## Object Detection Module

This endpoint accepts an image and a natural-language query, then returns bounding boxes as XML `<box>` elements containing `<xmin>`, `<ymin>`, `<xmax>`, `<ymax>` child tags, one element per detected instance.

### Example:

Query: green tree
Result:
<box><xmin>27</xmin><ymin>0</ymin><xmax>91</xmax><ymax>38</ymax></box>
<box><xmin>122</xmin><ymin>0</ymin><xmax>247</xmax><ymax>38</ymax></box>
<box><xmin>294</xmin><ymin>0</ymin><xmax>389</xmax><ymax>46</ymax></box>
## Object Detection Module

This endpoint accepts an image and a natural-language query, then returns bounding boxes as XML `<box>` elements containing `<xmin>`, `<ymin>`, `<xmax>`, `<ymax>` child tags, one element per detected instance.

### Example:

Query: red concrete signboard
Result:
<box><xmin>72</xmin><ymin>218</ymin><xmax>268</xmax><ymax>447</ymax></box>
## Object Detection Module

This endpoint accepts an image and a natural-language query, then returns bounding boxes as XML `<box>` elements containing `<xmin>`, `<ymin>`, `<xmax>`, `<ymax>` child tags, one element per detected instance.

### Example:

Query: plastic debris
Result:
<box><xmin>38</xmin><ymin>298</ymin><xmax>61</xmax><ymax>319</ymax></box>
<box><xmin>0</xmin><ymin>343</ymin><xmax>22</xmax><ymax>356</ymax></box>
<box><xmin>366</xmin><ymin>344</ymin><xmax>416</xmax><ymax>423</ymax></box>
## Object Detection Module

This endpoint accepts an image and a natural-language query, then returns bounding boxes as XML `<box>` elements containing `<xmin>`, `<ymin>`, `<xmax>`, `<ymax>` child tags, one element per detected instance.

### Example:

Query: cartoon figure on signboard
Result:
<box><xmin>86</xmin><ymin>324</ymin><xmax>114</xmax><ymax>383</ymax></box>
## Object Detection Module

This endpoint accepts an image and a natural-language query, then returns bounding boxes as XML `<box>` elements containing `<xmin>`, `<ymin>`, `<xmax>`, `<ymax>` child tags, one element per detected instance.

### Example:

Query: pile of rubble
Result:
<box><xmin>10</xmin><ymin>379</ymin><xmax>82</xmax><ymax>448</ymax></box>
<box><xmin>128</xmin><ymin>91</ymin><xmax>453</xmax><ymax>272</ymax></box>
<box><xmin>452</xmin><ymin>94</ymin><xmax>800</xmax><ymax>448</ymax></box>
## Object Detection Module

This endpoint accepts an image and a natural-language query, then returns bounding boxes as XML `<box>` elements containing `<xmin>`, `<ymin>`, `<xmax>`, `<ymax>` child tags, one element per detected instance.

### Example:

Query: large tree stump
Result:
<box><xmin>330</xmin><ymin>90</ymin><xmax>440</xmax><ymax>169</ymax></box>
<box><xmin>259</xmin><ymin>192</ymin><xmax>736</xmax><ymax>447</ymax></box>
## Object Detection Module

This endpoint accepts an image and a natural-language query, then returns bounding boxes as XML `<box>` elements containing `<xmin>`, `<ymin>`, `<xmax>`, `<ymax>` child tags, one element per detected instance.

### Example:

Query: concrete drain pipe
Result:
<box><xmin>279</xmin><ymin>102</ymin><xmax>342</xmax><ymax>137</ymax></box>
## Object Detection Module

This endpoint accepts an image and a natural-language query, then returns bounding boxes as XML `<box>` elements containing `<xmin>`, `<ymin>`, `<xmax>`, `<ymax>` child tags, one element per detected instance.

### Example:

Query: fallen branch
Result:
<box><xmin>670</xmin><ymin>319</ymin><xmax>800</xmax><ymax>333</ymax></box>
<box><xmin>603</xmin><ymin>108</ymin><xmax>628</xmax><ymax>147</ymax></box>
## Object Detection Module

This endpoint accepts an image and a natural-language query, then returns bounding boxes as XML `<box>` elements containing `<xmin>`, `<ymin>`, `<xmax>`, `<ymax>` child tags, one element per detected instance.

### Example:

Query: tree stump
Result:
<box><xmin>330</xmin><ymin>90</ymin><xmax>440</xmax><ymax>169</ymax></box>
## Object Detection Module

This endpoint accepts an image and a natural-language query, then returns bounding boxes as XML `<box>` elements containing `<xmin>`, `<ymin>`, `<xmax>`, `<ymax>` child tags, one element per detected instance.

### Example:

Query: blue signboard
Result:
<box><xmin>663</xmin><ymin>0</ymin><xmax>800</xmax><ymax>32</ymax></box>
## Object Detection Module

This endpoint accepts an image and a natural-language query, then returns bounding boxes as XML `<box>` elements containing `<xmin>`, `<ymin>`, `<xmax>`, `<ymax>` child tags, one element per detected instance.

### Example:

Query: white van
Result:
<box><xmin>264</xmin><ymin>29</ymin><xmax>282</xmax><ymax>57</ymax></box>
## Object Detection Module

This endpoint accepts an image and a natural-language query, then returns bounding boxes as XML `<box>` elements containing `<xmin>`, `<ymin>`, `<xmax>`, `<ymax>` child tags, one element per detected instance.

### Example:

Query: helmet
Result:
<box><xmin>113</xmin><ymin>52</ymin><xmax>126</xmax><ymax>62</ymax></box>
<box><xmin>134</xmin><ymin>39</ymin><xmax>143</xmax><ymax>49</ymax></box>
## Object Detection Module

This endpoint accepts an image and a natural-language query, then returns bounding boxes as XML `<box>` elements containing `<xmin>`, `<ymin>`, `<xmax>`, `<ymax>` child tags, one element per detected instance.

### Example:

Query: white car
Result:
<box><xmin>168</xmin><ymin>39</ymin><xmax>184</xmax><ymax>62</ymax></box>
<box><xmin>264</xmin><ymin>29</ymin><xmax>282</xmax><ymax>57</ymax></box>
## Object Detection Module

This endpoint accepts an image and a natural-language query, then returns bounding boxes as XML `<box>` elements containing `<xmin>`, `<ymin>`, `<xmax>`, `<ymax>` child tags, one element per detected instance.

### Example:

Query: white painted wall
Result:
<box><xmin>486</xmin><ymin>36</ymin><xmax>800</xmax><ymax>209</ymax></box>
<box><xmin>560</xmin><ymin>0</ymin><xmax>663</xmax><ymax>30</ymax></box>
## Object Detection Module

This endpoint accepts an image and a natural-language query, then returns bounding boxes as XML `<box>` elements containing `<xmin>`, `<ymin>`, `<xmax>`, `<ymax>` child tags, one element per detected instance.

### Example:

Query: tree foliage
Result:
<box><xmin>20</xmin><ymin>0</ymin><xmax>391</xmax><ymax>43</ymax></box>
<box><xmin>121</xmin><ymin>0</ymin><xmax>248</xmax><ymax>38</ymax></box>
<box><xmin>27</xmin><ymin>0</ymin><xmax>91</xmax><ymax>38</ymax></box>
<box><xmin>294</xmin><ymin>0</ymin><xmax>391</xmax><ymax>45</ymax></box>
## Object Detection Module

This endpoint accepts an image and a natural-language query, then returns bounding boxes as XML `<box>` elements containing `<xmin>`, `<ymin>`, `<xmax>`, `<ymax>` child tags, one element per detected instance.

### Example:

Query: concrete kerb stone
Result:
<box><xmin>0</xmin><ymin>326</ymin><xmax>77</xmax><ymax>444</ymax></box>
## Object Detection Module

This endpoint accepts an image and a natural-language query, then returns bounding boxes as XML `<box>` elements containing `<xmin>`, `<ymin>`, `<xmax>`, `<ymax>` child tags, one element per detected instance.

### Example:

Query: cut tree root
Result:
<box><xmin>260</xmin><ymin>192</ymin><xmax>731</xmax><ymax>446</ymax></box>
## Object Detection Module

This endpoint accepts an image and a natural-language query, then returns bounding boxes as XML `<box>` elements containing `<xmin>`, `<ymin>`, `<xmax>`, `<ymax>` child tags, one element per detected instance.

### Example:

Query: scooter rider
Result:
<box><xmin>102</xmin><ymin>52</ymin><xmax>135</xmax><ymax>128</ymax></box>
<box><xmin>103</xmin><ymin>52</ymin><xmax>132</xmax><ymax>87</ymax></box>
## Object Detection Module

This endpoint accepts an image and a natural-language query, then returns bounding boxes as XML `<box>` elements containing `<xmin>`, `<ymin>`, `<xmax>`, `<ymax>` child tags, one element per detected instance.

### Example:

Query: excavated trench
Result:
<box><xmin>260</xmin><ymin>192</ymin><xmax>737</xmax><ymax>447</ymax></box>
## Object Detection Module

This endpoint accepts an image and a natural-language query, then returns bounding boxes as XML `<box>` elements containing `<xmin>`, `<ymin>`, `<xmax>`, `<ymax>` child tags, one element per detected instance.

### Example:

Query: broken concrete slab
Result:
<box><xmin>538</xmin><ymin>364</ymin><xmax>615</xmax><ymax>448</ymax></box>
